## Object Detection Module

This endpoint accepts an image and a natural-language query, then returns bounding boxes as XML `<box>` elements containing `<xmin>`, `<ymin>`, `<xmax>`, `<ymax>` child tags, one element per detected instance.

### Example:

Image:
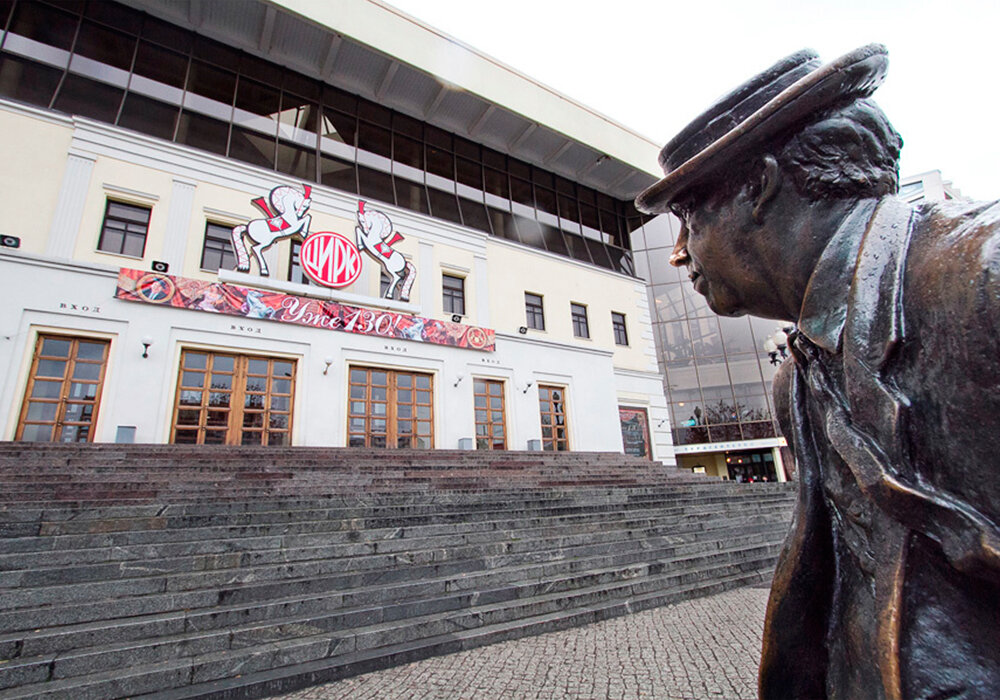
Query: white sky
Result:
<box><xmin>385</xmin><ymin>0</ymin><xmax>998</xmax><ymax>201</ymax></box>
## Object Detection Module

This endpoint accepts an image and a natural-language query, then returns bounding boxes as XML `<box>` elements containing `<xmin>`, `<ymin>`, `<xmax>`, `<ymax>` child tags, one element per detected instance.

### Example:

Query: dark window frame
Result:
<box><xmin>571</xmin><ymin>302</ymin><xmax>590</xmax><ymax>339</ymax></box>
<box><xmin>442</xmin><ymin>273</ymin><xmax>466</xmax><ymax>316</ymax></box>
<box><xmin>525</xmin><ymin>292</ymin><xmax>545</xmax><ymax>331</ymax></box>
<box><xmin>200</xmin><ymin>221</ymin><xmax>236</xmax><ymax>272</ymax></box>
<box><xmin>97</xmin><ymin>200</ymin><xmax>150</xmax><ymax>257</ymax></box>
<box><xmin>612</xmin><ymin>312</ymin><xmax>629</xmax><ymax>346</ymax></box>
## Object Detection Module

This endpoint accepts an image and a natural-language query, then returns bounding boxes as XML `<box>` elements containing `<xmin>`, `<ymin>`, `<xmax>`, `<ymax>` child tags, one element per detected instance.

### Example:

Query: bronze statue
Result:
<box><xmin>635</xmin><ymin>44</ymin><xmax>1000</xmax><ymax>700</ymax></box>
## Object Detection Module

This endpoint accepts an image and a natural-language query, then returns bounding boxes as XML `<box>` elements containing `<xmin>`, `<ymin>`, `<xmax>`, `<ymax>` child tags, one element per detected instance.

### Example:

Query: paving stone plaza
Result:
<box><xmin>279</xmin><ymin>584</ymin><xmax>769</xmax><ymax>700</ymax></box>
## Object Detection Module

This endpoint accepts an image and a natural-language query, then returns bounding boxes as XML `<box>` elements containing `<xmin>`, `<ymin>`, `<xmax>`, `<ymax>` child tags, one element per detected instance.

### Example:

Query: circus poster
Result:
<box><xmin>114</xmin><ymin>268</ymin><xmax>495</xmax><ymax>352</ymax></box>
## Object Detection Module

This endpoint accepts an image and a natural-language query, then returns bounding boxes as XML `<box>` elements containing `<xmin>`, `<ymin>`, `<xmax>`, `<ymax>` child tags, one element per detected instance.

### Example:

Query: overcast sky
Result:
<box><xmin>385</xmin><ymin>0</ymin><xmax>998</xmax><ymax>201</ymax></box>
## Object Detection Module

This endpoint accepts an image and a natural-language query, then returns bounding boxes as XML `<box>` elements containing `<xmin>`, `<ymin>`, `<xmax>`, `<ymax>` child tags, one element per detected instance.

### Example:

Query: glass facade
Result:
<box><xmin>0</xmin><ymin>0</ymin><xmax>641</xmax><ymax>275</ymax></box>
<box><xmin>630</xmin><ymin>213</ymin><xmax>783</xmax><ymax>446</ymax></box>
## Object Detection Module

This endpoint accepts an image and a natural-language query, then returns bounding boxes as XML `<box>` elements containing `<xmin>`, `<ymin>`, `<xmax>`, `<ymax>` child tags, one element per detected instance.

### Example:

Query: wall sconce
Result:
<box><xmin>453</xmin><ymin>373</ymin><xmax>465</xmax><ymax>387</ymax></box>
<box><xmin>656</xmin><ymin>418</ymin><xmax>669</xmax><ymax>428</ymax></box>
<box><xmin>522</xmin><ymin>380</ymin><xmax>534</xmax><ymax>394</ymax></box>
<box><xmin>323</xmin><ymin>357</ymin><xmax>334</xmax><ymax>375</ymax></box>
<box><xmin>141</xmin><ymin>336</ymin><xmax>153</xmax><ymax>359</ymax></box>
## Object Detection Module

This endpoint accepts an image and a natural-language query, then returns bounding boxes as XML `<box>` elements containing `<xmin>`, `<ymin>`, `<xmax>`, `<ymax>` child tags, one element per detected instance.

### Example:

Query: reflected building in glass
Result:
<box><xmin>628</xmin><ymin>213</ymin><xmax>790</xmax><ymax>482</ymax></box>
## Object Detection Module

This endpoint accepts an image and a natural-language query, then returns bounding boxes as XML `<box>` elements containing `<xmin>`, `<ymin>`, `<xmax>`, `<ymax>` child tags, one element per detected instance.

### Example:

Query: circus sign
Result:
<box><xmin>298</xmin><ymin>231</ymin><xmax>362</xmax><ymax>288</ymax></box>
<box><xmin>115</xmin><ymin>268</ymin><xmax>495</xmax><ymax>352</ymax></box>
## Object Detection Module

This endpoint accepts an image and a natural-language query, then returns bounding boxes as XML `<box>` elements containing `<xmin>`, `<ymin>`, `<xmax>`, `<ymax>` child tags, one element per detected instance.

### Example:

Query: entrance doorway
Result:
<box><xmin>16</xmin><ymin>334</ymin><xmax>110</xmax><ymax>442</ymax></box>
<box><xmin>347</xmin><ymin>366</ymin><xmax>434</xmax><ymax>448</ymax></box>
<box><xmin>171</xmin><ymin>350</ymin><xmax>296</xmax><ymax>445</ymax></box>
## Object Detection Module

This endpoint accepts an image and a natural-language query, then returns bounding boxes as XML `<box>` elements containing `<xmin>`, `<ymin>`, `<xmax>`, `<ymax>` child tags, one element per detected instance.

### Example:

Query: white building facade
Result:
<box><xmin>0</xmin><ymin>0</ymin><xmax>675</xmax><ymax>462</ymax></box>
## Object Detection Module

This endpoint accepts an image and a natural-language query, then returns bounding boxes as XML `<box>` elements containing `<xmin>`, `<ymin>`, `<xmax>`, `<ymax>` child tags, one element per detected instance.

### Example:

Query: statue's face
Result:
<box><xmin>669</xmin><ymin>186</ymin><xmax>757</xmax><ymax>317</ymax></box>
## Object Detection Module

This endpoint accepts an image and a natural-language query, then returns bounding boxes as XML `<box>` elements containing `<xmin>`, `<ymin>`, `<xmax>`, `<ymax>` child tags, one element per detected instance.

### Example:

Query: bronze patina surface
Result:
<box><xmin>636</xmin><ymin>44</ymin><xmax>1000</xmax><ymax>700</ymax></box>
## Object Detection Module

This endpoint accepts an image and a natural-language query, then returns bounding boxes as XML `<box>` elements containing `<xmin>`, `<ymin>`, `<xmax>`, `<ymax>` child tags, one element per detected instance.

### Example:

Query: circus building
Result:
<box><xmin>0</xmin><ymin>0</ymin><xmax>676</xmax><ymax>461</ymax></box>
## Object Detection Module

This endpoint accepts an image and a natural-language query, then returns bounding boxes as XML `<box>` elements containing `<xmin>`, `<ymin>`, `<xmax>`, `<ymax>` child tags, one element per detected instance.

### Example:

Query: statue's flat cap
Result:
<box><xmin>635</xmin><ymin>44</ymin><xmax>890</xmax><ymax>214</ymax></box>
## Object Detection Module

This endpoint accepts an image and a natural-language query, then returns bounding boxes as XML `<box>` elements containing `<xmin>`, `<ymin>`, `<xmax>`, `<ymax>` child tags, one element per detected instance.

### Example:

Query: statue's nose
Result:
<box><xmin>669</xmin><ymin>245</ymin><xmax>690</xmax><ymax>267</ymax></box>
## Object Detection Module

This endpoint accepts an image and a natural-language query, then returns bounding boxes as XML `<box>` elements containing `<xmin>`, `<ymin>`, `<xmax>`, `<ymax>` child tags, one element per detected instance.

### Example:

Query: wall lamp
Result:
<box><xmin>763</xmin><ymin>325</ymin><xmax>795</xmax><ymax>365</ymax></box>
<box><xmin>522</xmin><ymin>381</ymin><xmax>534</xmax><ymax>394</ymax></box>
<box><xmin>141</xmin><ymin>336</ymin><xmax>153</xmax><ymax>359</ymax></box>
<box><xmin>454</xmin><ymin>373</ymin><xmax>465</xmax><ymax>387</ymax></box>
<box><xmin>323</xmin><ymin>357</ymin><xmax>334</xmax><ymax>375</ymax></box>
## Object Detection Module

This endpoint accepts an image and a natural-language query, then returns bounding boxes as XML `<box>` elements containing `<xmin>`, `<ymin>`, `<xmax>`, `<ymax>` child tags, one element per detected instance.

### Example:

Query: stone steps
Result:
<box><xmin>0</xmin><ymin>443</ymin><xmax>793</xmax><ymax>698</ymax></box>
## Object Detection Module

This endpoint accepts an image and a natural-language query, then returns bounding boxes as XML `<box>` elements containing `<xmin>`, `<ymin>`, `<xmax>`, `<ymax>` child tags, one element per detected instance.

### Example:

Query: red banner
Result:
<box><xmin>115</xmin><ymin>268</ymin><xmax>495</xmax><ymax>352</ymax></box>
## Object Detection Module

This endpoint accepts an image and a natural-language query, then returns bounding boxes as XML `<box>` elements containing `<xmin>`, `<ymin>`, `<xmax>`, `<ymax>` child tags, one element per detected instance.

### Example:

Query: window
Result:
<box><xmin>571</xmin><ymin>303</ymin><xmax>589</xmax><ymax>339</ymax></box>
<box><xmin>288</xmin><ymin>241</ymin><xmax>315</xmax><ymax>286</ymax></box>
<box><xmin>98</xmin><ymin>201</ymin><xmax>150</xmax><ymax>257</ymax></box>
<box><xmin>474</xmin><ymin>379</ymin><xmax>506</xmax><ymax>450</ymax></box>
<box><xmin>17</xmin><ymin>335</ymin><xmax>110</xmax><ymax>442</ymax></box>
<box><xmin>525</xmin><ymin>293</ymin><xmax>545</xmax><ymax>331</ymax></box>
<box><xmin>201</xmin><ymin>222</ymin><xmax>237</xmax><ymax>271</ymax></box>
<box><xmin>347</xmin><ymin>367</ymin><xmax>433</xmax><ymax>448</ymax></box>
<box><xmin>538</xmin><ymin>385</ymin><xmax>569</xmax><ymax>451</ymax></box>
<box><xmin>442</xmin><ymin>274</ymin><xmax>465</xmax><ymax>316</ymax></box>
<box><xmin>171</xmin><ymin>350</ymin><xmax>295</xmax><ymax>445</ymax></box>
<box><xmin>612</xmin><ymin>312</ymin><xmax>629</xmax><ymax>346</ymax></box>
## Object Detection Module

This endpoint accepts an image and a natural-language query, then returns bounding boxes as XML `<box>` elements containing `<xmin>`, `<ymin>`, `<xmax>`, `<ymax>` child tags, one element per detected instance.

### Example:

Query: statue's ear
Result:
<box><xmin>752</xmin><ymin>155</ymin><xmax>781</xmax><ymax>224</ymax></box>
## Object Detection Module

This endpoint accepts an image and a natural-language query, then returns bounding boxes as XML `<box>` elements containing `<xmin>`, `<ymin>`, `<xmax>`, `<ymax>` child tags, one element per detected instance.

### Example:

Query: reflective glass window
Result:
<box><xmin>201</xmin><ymin>222</ymin><xmax>236</xmax><ymax>272</ymax></box>
<box><xmin>0</xmin><ymin>53</ymin><xmax>62</xmax><ymax>108</ymax></box>
<box><xmin>132</xmin><ymin>40</ymin><xmax>187</xmax><ymax>91</ymax></box>
<box><xmin>394</xmin><ymin>176</ymin><xmax>430</xmax><ymax>215</ymax></box>
<box><xmin>320</xmin><ymin>154</ymin><xmax>357</xmax><ymax>193</ymax></box>
<box><xmin>98</xmin><ymin>200</ymin><xmax>150</xmax><ymax>257</ymax></box>
<box><xmin>458</xmin><ymin>197</ymin><xmax>491</xmax><ymax>234</ymax></box>
<box><xmin>53</xmin><ymin>73</ymin><xmax>123</xmax><ymax>122</ymax></box>
<box><xmin>525</xmin><ymin>293</ymin><xmax>545</xmax><ymax>330</ymax></box>
<box><xmin>118</xmin><ymin>92</ymin><xmax>178</xmax><ymax>140</ymax></box>
<box><xmin>176</xmin><ymin>110</ymin><xmax>228</xmax><ymax>156</ymax></box>
<box><xmin>8</xmin><ymin>0</ymin><xmax>79</xmax><ymax>50</ymax></box>
<box><xmin>442</xmin><ymin>274</ymin><xmax>465</xmax><ymax>315</ymax></box>
<box><xmin>74</xmin><ymin>20</ymin><xmax>135</xmax><ymax>71</ymax></box>
<box><xmin>358</xmin><ymin>165</ymin><xmax>394</xmax><ymax>206</ymax></box>
<box><xmin>427</xmin><ymin>186</ymin><xmax>462</xmax><ymax>225</ymax></box>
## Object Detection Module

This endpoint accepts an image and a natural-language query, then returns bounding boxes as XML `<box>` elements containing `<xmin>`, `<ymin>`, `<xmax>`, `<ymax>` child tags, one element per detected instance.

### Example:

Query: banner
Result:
<box><xmin>115</xmin><ymin>268</ymin><xmax>495</xmax><ymax>352</ymax></box>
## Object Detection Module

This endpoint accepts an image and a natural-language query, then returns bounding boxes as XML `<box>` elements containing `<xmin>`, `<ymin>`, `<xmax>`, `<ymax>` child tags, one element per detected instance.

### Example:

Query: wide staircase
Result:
<box><xmin>0</xmin><ymin>444</ymin><xmax>795</xmax><ymax>699</ymax></box>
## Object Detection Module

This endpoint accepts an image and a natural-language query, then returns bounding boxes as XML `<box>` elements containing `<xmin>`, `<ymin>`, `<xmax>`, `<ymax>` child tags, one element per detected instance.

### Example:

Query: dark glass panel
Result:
<box><xmin>238</xmin><ymin>50</ymin><xmax>282</xmax><ymax>86</ymax></box>
<box><xmin>192</xmin><ymin>35</ymin><xmax>239</xmax><ymax>69</ymax></box>
<box><xmin>534</xmin><ymin>186</ymin><xmax>558</xmax><ymax>217</ymax></box>
<box><xmin>484</xmin><ymin>167</ymin><xmax>509</xmax><ymax>198</ymax></box>
<box><xmin>322</xmin><ymin>84</ymin><xmax>357</xmax><ymax>114</ymax></box>
<box><xmin>320</xmin><ymin>154</ymin><xmax>357</xmax><ymax>194</ymax></box>
<box><xmin>513</xmin><ymin>214</ymin><xmax>545</xmax><ymax>249</ymax></box>
<box><xmin>427</xmin><ymin>187</ymin><xmax>462</xmax><ymax>224</ymax></box>
<box><xmin>9</xmin><ymin>0</ymin><xmax>79</xmax><ymax>50</ymax></box>
<box><xmin>132</xmin><ymin>40</ymin><xmax>187</xmax><ymax>89</ymax></box>
<box><xmin>426</xmin><ymin>143</ymin><xmax>453</xmax><ymax>179</ymax></box>
<box><xmin>392</xmin><ymin>111</ymin><xmax>421</xmax><ymax>137</ymax></box>
<box><xmin>357</xmin><ymin>121</ymin><xmax>391</xmax><ymax>159</ymax></box>
<box><xmin>186</xmin><ymin>59</ymin><xmax>235</xmax><ymax>105</ymax></box>
<box><xmin>508</xmin><ymin>158</ymin><xmax>530</xmax><ymax>180</ymax></box>
<box><xmin>510</xmin><ymin>177</ymin><xmax>533</xmax><ymax>207</ymax></box>
<box><xmin>277</xmin><ymin>140</ymin><xmax>315</xmax><ymax>180</ymax></box>
<box><xmin>487</xmin><ymin>207</ymin><xmax>519</xmax><ymax>242</ymax></box>
<box><xmin>539</xmin><ymin>224</ymin><xmax>568</xmax><ymax>256</ymax></box>
<box><xmin>234</xmin><ymin>77</ymin><xmax>279</xmax><ymax>134</ymax></box>
<box><xmin>532</xmin><ymin>167</ymin><xmax>554</xmax><ymax>190</ymax></box>
<box><xmin>84</xmin><ymin>0</ymin><xmax>141</xmax><ymax>34</ymax></box>
<box><xmin>660</xmin><ymin>321</ymin><xmax>694</xmax><ymax>362</ymax></box>
<box><xmin>229</xmin><ymin>125</ymin><xmax>275</xmax><ymax>169</ymax></box>
<box><xmin>652</xmin><ymin>283</ymin><xmax>687</xmax><ymax>323</ymax></box>
<box><xmin>0</xmin><ymin>1</ymin><xmax>13</xmax><ymax>29</ymax></box>
<box><xmin>320</xmin><ymin>106</ymin><xmax>356</xmax><ymax>146</ymax></box>
<box><xmin>579</xmin><ymin>202</ymin><xmax>600</xmax><ymax>233</ymax></box>
<box><xmin>427</xmin><ymin>187</ymin><xmax>462</xmax><ymax>225</ymax></box>
<box><xmin>558</xmin><ymin>194</ymin><xmax>580</xmax><ymax>223</ymax></box>
<box><xmin>53</xmin><ymin>73</ymin><xmax>122</xmax><ymax>121</ymax></box>
<box><xmin>358</xmin><ymin>165</ymin><xmax>394</xmax><ymax>205</ymax></box>
<box><xmin>0</xmin><ymin>52</ymin><xmax>61</xmax><ymax>107</ymax></box>
<box><xmin>141</xmin><ymin>14</ymin><xmax>192</xmax><ymax>53</ymax></box>
<box><xmin>584</xmin><ymin>238</ymin><xmax>613</xmax><ymax>270</ymax></box>
<box><xmin>458</xmin><ymin>197</ymin><xmax>491</xmax><ymax>234</ymax></box>
<box><xmin>357</xmin><ymin>99</ymin><xmax>390</xmax><ymax>126</ymax></box>
<box><xmin>176</xmin><ymin>109</ymin><xmax>228</xmax><ymax>156</ymax></box>
<box><xmin>742</xmin><ymin>421</ymin><xmax>777</xmax><ymax>439</ymax></box>
<box><xmin>74</xmin><ymin>20</ymin><xmax>135</xmax><ymax>70</ymax></box>
<box><xmin>279</xmin><ymin>94</ymin><xmax>318</xmax><ymax>144</ymax></box>
<box><xmin>455</xmin><ymin>157</ymin><xmax>482</xmax><ymax>189</ymax></box>
<box><xmin>563</xmin><ymin>231</ymin><xmax>592</xmax><ymax>264</ymax></box>
<box><xmin>482</xmin><ymin>148</ymin><xmax>505</xmax><ymax>169</ymax></box>
<box><xmin>118</xmin><ymin>92</ymin><xmax>178</xmax><ymax>140</ymax></box>
<box><xmin>424</xmin><ymin>124</ymin><xmax>451</xmax><ymax>149</ymax></box>
<box><xmin>718</xmin><ymin>316</ymin><xmax>757</xmax><ymax>354</ymax></box>
<box><xmin>609</xmin><ymin>246</ymin><xmax>634</xmax><ymax>275</ymax></box>
<box><xmin>282</xmin><ymin>68</ymin><xmax>319</xmax><ymax>101</ymax></box>
<box><xmin>689</xmin><ymin>316</ymin><xmax>724</xmax><ymax>357</ymax></box>
<box><xmin>393</xmin><ymin>177</ymin><xmax>430</xmax><ymax>215</ymax></box>
<box><xmin>599</xmin><ymin>206</ymin><xmax>623</xmax><ymax>244</ymax></box>
<box><xmin>393</xmin><ymin>132</ymin><xmax>422</xmax><ymax>169</ymax></box>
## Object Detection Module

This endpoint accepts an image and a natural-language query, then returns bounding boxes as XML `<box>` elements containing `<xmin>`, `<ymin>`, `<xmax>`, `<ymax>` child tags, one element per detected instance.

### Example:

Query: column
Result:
<box><xmin>46</xmin><ymin>153</ymin><xmax>96</xmax><ymax>258</ymax></box>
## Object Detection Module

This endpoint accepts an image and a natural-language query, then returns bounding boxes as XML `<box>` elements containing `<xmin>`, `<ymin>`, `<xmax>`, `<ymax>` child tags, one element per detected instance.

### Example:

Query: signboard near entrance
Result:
<box><xmin>618</xmin><ymin>406</ymin><xmax>651</xmax><ymax>459</ymax></box>
<box><xmin>115</xmin><ymin>268</ymin><xmax>495</xmax><ymax>351</ymax></box>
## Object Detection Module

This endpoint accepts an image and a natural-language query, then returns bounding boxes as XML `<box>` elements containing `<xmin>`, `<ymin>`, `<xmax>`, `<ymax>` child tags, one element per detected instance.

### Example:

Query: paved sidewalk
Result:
<box><xmin>278</xmin><ymin>584</ymin><xmax>770</xmax><ymax>700</ymax></box>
